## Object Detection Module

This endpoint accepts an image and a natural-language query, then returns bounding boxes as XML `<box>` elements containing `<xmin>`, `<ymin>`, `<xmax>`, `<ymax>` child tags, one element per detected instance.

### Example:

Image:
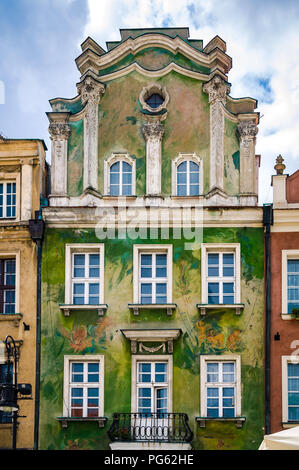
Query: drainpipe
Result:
<box><xmin>29</xmin><ymin>208</ymin><xmax>45</xmax><ymax>450</ymax></box>
<box><xmin>263</xmin><ymin>203</ymin><xmax>273</xmax><ymax>435</ymax></box>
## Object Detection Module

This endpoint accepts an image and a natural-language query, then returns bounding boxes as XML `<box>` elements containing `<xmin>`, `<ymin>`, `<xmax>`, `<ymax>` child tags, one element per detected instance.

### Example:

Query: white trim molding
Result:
<box><xmin>281</xmin><ymin>250</ymin><xmax>299</xmax><ymax>318</ymax></box>
<box><xmin>64</xmin><ymin>243</ymin><xmax>105</xmax><ymax>308</ymax></box>
<box><xmin>199</xmin><ymin>354</ymin><xmax>243</xmax><ymax>428</ymax></box>
<box><xmin>282</xmin><ymin>355</ymin><xmax>299</xmax><ymax>426</ymax></box>
<box><xmin>104</xmin><ymin>153</ymin><xmax>136</xmax><ymax>196</ymax></box>
<box><xmin>201</xmin><ymin>243</ymin><xmax>241</xmax><ymax>306</ymax></box>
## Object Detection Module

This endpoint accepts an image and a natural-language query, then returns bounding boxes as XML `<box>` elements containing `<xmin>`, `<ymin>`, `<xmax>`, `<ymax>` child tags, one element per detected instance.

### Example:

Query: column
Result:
<box><xmin>48</xmin><ymin>119</ymin><xmax>70</xmax><ymax>196</ymax></box>
<box><xmin>203</xmin><ymin>75</ymin><xmax>230</xmax><ymax>192</ymax></box>
<box><xmin>142</xmin><ymin>120</ymin><xmax>164</xmax><ymax>196</ymax></box>
<box><xmin>237</xmin><ymin>120</ymin><xmax>258</xmax><ymax>195</ymax></box>
<box><xmin>77</xmin><ymin>76</ymin><xmax>105</xmax><ymax>192</ymax></box>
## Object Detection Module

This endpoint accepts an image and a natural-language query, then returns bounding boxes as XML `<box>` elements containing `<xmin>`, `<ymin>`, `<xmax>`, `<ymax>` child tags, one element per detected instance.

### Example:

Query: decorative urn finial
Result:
<box><xmin>274</xmin><ymin>154</ymin><xmax>286</xmax><ymax>175</ymax></box>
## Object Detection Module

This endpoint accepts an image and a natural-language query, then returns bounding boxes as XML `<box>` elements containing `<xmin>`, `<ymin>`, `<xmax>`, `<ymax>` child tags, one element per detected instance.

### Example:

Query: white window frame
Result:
<box><xmin>63</xmin><ymin>355</ymin><xmax>104</xmax><ymax>418</ymax></box>
<box><xmin>282</xmin><ymin>250</ymin><xmax>299</xmax><ymax>316</ymax></box>
<box><xmin>0</xmin><ymin>173</ymin><xmax>20</xmax><ymax>220</ymax></box>
<box><xmin>133</xmin><ymin>245</ymin><xmax>173</xmax><ymax>305</ymax></box>
<box><xmin>131</xmin><ymin>355</ymin><xmax>173</xmax><ymax>413</ymax></box>
<box><xmin>201</xmin><ymin>243</ymin><xmax>241</xmax><ymax>305</ymax></box>
<box><xmin>172</xmin><ymin>153</ymin><xmax>202</xmax><ymax>196</ymax></box>
<box><xmin>104</xmin><ymin>153</ymin><xmax>136</xmax><ymax>196</ymax></box>
<box><xmin>200</xmin><ymin>355</ymin><xmax>242</xmax><ymax>418</ymax></box>
<box><xmin>65</xmin><ymin>244</ymin><xmax>104</xmax><ymax>305</ymax></box>
<box><xmin>282</xmin><ymin>356</ymin><xmax>299</xmax><ymax>424</ymax></box>
<box><xmin>0</xmin><ymin>250</ymin><xmax>20</xmax><ymax>314</ymax></box>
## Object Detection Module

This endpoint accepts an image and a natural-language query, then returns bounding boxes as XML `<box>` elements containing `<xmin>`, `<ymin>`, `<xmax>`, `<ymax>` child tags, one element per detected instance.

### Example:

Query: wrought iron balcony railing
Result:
<box><xmin>108</xmin><ymin>412</ymin><xmax>193</xmax><ymax>443</ymax></box>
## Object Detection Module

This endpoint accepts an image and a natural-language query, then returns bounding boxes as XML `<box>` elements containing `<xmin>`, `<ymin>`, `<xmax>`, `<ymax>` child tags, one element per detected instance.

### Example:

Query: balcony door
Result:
<box><xmin>135</xmin><ymin>361</ymin><xmax>169</xmax><ymax>440</ymax></box>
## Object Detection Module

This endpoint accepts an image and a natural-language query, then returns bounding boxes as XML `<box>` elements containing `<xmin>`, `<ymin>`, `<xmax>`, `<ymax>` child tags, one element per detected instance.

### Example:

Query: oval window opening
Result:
<box><xmin>145</xmin><ymin>93</ymin><xmax>164</xmax><ymax>109</ymax></box>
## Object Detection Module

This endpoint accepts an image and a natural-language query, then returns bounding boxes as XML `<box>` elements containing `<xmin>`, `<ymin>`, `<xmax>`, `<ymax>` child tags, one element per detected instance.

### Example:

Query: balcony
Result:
<box><xmin>108</xmin><ymin>412</ymin><xmax>193</xmax><ymax>444</ymax></box>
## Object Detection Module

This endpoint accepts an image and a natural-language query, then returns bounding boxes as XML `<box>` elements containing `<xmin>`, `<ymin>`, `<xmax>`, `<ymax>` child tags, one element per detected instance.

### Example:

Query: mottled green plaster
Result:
<box><xmin>67</xmin><ymin>120</ymin><xmax>84</xmax><ymax>196</ymax></box>
<box><xmin>51</xmin><ymin>96</ymin><xmax>83</xmax><ymax>114</ymax></box>
<box><xmin>224</xmin><ymin>119</ymin><xmax>240</xmax><ymax>195</ymax></box>
<box><xmin>40</xmin><ymin>226</ymin><xmax>264</xmax><ymax>450</ymax></box>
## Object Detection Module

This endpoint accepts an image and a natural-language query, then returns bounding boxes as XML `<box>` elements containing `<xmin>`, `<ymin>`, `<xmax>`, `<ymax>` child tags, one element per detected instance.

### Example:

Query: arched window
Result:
<box><xmin>176</xmin><ymin>159</ymin><xmax>200</xmax><ymax>196</ymax></box>
<box><xmin>104</xmin><ymin>154</ymin><xmax>136</xmax><ymax>197</ymax></box>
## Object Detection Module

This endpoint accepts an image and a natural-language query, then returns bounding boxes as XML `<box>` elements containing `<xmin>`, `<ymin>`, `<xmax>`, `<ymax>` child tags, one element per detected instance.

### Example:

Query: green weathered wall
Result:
<box><xmin>39</xmin><ymin>226</ymin><xmax>264</xmax><ymax>450</ymax></box>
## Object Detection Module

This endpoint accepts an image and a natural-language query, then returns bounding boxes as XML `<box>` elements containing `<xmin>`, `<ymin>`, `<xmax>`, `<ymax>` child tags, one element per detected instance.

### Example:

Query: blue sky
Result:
<box><xmin>1</xmin><ymin>0</ymin><xmax>299</xmax><ymax>203</ymax></box>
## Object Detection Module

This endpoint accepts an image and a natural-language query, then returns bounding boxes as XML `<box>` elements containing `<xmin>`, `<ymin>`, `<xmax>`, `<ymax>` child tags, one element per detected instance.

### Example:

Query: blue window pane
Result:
<box><xmin>0</xmin><ymin>207</ymin><xmax>2</xmax><ymax>218</ymax></box>
<box><xmin>140</xmin><ymin>363</ymin><xmax>151</xmax><ymax>372</ymax></box>
<box><xmin>73</xmin><ymin>284</ymin><xmax>84</xmax><ymax>295</ymax></box>
<box><xmin>110</xmin><ymin>173</ymin><xmax>120</xmax><ymax>185</ymax></box>
<box><xmin>139</xmin><ymin>388</ymin><xmax>151</xmax><ymax>397</ymax></box>
<box><xmin>223</xmin><ymin>364</ymin><xmax>234</xmax><ymax>374</ymax></box>
<box><xmin>141</xmin><ymin>284</ymin><xmax>152</xmax><ymax>294</ymax></box>
<box><xmin>190</xmin><ymin>161</ymin><xmax>199</xmax><ymax>172</ymax></box>
<box><xmin>141</xmin><ymin>267</ymin><xmax>152</xmax><ymax>278</ymax></box>
<box><xmin>89</xmin><ymin>254</ymin><xmax>99</xmax><ymax>265</ymax></box>
<box><xmin>288</xmin><ymin>289</ymin><xmax>299</xmax><ymax>300</ymax></box>
<box><xmin>223</xmin><ymin>408</ymin><xmax>235</xmax><ymax>418</ymax></box>
<box><xmin>110</xmin><ymin>162</ymin><xmax>120</xmax><ymax>172</ymax></box>
<box><xmin>122</xmin><ymin>173</ymin><xmax>132</xmax><ymax>185</ymax></box>
<box><xmin>288</xmin><ymin>364</ymin><xmax>299</xmax><ymax>377</ymax></box>
<box><xmin>288</xmin><ymin>275</ymin><xmax>299</xmax><ymax>287</ymax></box>
<box><xmin>207</xmin><ymin>398</ymin><xmax>219</xmax><ymax>407</ymax></box>
<box><xmin>157</xmin><ymin>388</ymin><xmax>167</xmax><ymax>398</ymax></box>
<box><xmin>177</xmin><ymin>172</ymin><xmax>187</xmax><ymax>184</ymax></box>
<box><xmin>89</xmin><ymin>267</ymin><xmax>100</xmax><ymax>278</ymax></box>
<box><xmin>74</xmin><ymin>254</ymin><xmax>85</xmax><ymax>266</ymax></box>
<box><xmin>288</xmin><ymin>260</ymin><xmax>299</xmax><ymax>273</ymax></box>
<box><xmin>190</xmin><ymin>172</ymin><xmax>199</xmax><ymax>184</ymax></box>
<box><xmin>122</xmin><ymin>162</ymin><xmax>132</xmax><ymax>172</ymax></box>
<box><xmin>177</xmin><ymin>185</ymin><xmax>187</xmax><ymax>196</ymax></box>
<box><xmin>223</xmin><ymin>283</ymin><xmax>234</xmax><ymax>294</ymax></box>
<box><xmin>288</xmin><ymin>393</ymin><xmax>299</xmax><ymax>405</ymax></box>
<box><xmin>122</xmin><ymin>185</ymin><xmax>132</xmax><ymax>196</ymax></box>
<box><xmin>89</xmin><ymin>283</ymin><xmax>99</xmax><ymax>295</ymax></box>
<box><xmin>88</xmin><ymin>363</ymin><xmax>99</xmax><ymax>373</ymax></box>
<box><xmin>288</xmin><ymin>407</ymin><xmax>299</xmax><ymax>420</ymax></box>
<box><xmin>74</xmin><ymin>267</ymin><xmax>85</xmax><ymax>277</ymax></box>
<box><xmin>139</xmin><ymin>399</ymin><xmax>151</xmax><ymax>408</ymax></box>
<box><xmin>208</xmin><ymin>254</ymin><xmax>219</xmax><ymax>265</ymax></box>
<box><xmin>72</xmin><ymin>363</ymin><xmax>83</xmax><ymax>372</ymax></box>
<box><xmin>72</xmin><ymin>388</ymin><xmax>83</xmax><ymax>397</ymax></box>
<box><xmin>141</xmin><ymin>254</ymin><xmax>152</xmax><ymax>265</ymax></box>
<box><xmin>288</xmin><ymin>378</ymin><xmax>299</xmax><ymax>391</ymax></box>
<box><xmin>88</xmin><ymin>388</ymin><xmax>99</xmax><ymax>398</ymax></box>
<box><xmin>207</xmin><ymin>388</ymin><xmax>219</xmax><ymax>397</ymax></box>
<box><xmin>155</xmin><ymin>363</ymin><xmax>167</xmax><ymax>373</ymax></box>
<box><xmin>223</xmin><ymin>254</ymin><xmax>234</xmax><ymax>264</ymax></box>
<box><xmin>110</xmin><ymin>185</ymin><xmax>119</xmax><ymax>196</ymax></box>
<box><xmin>207</xmin><ymin>363</ymin><xmax>218</xmax><ymax>373</ymax></box>
<box><xmin>0</xmin><ymin>184</ymin><xmax>2</xmax><ymax>194</ymax></box>
<box><xmin>177</xmin><ymin>161</ymin><xmax>187</xmax><ymax>172</ymax></box>
<box><xmin>207</xmin><ymin>408</ymin><xmax>219</xmax><ymax>418</ymax></box>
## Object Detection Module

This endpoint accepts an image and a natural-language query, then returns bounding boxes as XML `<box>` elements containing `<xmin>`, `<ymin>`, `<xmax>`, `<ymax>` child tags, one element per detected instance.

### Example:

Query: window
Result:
<box><xmin>282</xmin><ymin>357</ymin><xmax>299</xmax><ymax>424</ymax></box>
<box><xmin>200</xmin><ymin>355</ymin><xmax>241</xmax><ymax>419</ymax></box>
<box><xmin>0</xmin><ymin>182</ymin><xmax>16</xmax><ymax>218</ymax></box>
<box><xmin>145</xmin><ymin>93</ymin><xmax>164</xmax><ymax>109</ymax></box>
<box><xmin>64</xmin><ymin>244</ymin><xmax>104</xmax><ymax>307</ymax></box>
<box><xmin>0</xmin><ymin>259</ymin><xmax>16</xmax><ymax>313</ymax></box>
<box><xmin>201</xmin><ymin>244</ymin><xmax>241</xmax><ymax>306</ymax></box>
<box><xmin>172</xmin><ymin>154</ymin><xmax>202</xmax><ymax>197</ymax></box>
<box><xmin>137</xmin><ymin>361</ymin><xmax>168</xmax><ymax>416</ymax></box>
<box><xmin>104</xmin><ymin>154</ymin><xmax>136</xmax><ymax>197</ymax></box>
<box><xmin>133</xmin><ymin>245</ymin><xmax>173</xmax><ymax>305</ymax></box>
<box><xmin>0</xmin><ymin>362</ymin><xmax>13</xmax><ymax>423</ymax></box>
<box><xmin>177</xmin><ymin>160</ymin><xmax>200</xmax><ymax>196</ymax></box>
<box><xmin>63</xmin><ymin>355</ymin><xmax>104</xmax><ymax>419</ymax></box>
<box><xmin>72</xmin><ymin>253</ymin><xmax>100</xmax><ymax>305</ymax></box>
<box><xmin>282</xmin><ymin>251</ymin><xmax>299</xmax><ymax>317</ymax></box>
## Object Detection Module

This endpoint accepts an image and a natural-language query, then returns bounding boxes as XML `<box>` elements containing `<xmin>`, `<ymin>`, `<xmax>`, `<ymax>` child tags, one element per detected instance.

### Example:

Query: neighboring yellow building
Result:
<box><xmin>0</xmin><ymin>136</ymin><xmax>47</xmax><ymax>449</ymax></box>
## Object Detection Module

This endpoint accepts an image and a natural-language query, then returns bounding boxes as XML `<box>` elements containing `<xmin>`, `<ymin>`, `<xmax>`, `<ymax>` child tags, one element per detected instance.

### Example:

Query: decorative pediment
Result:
<box><xmin>121</xmin><ymin>329</ymin><xmax>181</xmax><ymax>354</ymax></box>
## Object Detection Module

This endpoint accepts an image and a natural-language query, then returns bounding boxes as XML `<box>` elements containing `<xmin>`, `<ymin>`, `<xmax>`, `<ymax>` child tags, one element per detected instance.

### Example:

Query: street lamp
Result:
<box><xmin>0</xmin><ymin>335</ymin><xmax>31</xmax><ymax>449</ymax></box>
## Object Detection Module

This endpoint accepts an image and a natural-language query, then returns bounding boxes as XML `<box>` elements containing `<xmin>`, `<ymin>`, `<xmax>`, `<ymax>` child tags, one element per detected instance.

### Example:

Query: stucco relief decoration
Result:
<box><xmin>139</xmin><ymin>83</ymin><xmax>169</xmax><ymax>113</ymax></box>
<box><xmin>203</xmin><ymin>75</ymin><xmax>230</xmax><ymax>105</ymax></box>
<box><xmin>237</xmin><ymin>121</ymin><xmax>258</xmax><ymax>157</ymax></box>
<box><xmin>48</xmin><ymin>122</ymin><xmax>71</xmax><ymax>141</ymax></box>
<box><xmin>79</xmin><ymin>76</ymin><xmax>105</xmax><ymax>106</ymax></box>
<box><xmin>138</xmin><ymin>342</ymin><xmax>166</xmax><ymax>353</ymax></box>
<box><xmin>142</xmin><ymin>122</ymin><xmax>164</xmax><ymax>142</ymax></box>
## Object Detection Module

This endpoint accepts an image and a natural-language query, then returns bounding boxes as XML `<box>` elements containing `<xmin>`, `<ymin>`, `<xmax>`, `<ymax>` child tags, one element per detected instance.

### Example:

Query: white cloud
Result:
<box><xmin>83</xmin><ymin>0</ymin><xmax>299</xmax><ymax>203</ymax></box>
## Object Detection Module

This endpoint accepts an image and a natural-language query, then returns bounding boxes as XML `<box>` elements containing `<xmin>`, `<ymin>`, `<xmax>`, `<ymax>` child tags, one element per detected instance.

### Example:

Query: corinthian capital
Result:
<box><xmin>203</xmin><ymin>75</ymin><xmax>230</xmax><ymax>104</ymax></box>
<box><xmin>48</xmin><ymin>122</ymin><xmax>71</xmax><ymax>140</ymax></box>
<box><xmin>237</xmin><ymin>120</ymin><xmax>258</xmax><ymax>139</ymax></box>
<box><xmin>77</xmin><ymin>76</ymin><xmax>105</xmax><ymax>105</ymax></box>
<box><xmin>142</xmin><ymin>122</ymin><xmax>164</xmax><ymax>141</ymax></box>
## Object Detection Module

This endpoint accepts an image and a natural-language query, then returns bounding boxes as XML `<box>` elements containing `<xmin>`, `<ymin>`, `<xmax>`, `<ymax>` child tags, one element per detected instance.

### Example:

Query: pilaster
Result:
<box><xmin>203</xmin><ymin>75</ymin><xmax>230</xmax><ymax>193</ymax></box>
<box><xmin>142</xmin><ymin>119</ymin><xmax>165</xmax><ymax>196</ymax></box>
<box><xmin>237</xmin><ymin>120</ymin><xmax>258</xmax><ymax>195</ymax></box>
<box><xmin>48</xmin><ymin>113</ymin><xmax>71</xmax><ymax>197</ymax></box>
<box><xmin>77</xmin><ymin>76</ymin><xmax>105</xmax><ymax>192</ymax></box>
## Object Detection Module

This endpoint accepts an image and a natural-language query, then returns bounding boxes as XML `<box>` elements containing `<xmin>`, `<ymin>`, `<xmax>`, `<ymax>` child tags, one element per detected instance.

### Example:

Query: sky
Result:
<box><xmin>0</xmin><ymin>0</ymin><xmax>299</xmax><ymax>204</ymax></box>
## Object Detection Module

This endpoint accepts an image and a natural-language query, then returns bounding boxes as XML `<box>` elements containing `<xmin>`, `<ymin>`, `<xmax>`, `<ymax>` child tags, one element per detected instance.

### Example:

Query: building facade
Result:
<box><xmin>268</xmin><ymin>156</ymin><xmax>299</xmax><ymax>433</ymax></box>
<box><xmin>39</xmin><ymin>28</ymin><xmax>265</xmax><ymax>450</ymax></box>
<box><xmin>0</xmin><ymin>137</ymin><xmax>47</xmax><ymax>449</ymax></box>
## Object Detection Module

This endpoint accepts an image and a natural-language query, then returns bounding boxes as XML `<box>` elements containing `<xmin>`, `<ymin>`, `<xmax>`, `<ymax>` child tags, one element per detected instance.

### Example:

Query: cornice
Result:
<box><xmin>75</xmin><ymin>34</ymin><xmax>232</xmax><ymax>77</ymax></box>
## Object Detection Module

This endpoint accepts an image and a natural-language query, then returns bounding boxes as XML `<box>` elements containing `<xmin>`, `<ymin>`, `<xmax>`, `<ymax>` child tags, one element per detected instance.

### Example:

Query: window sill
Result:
<box><xmin>56</xmin><ymin>416</ymin><xmax>108</xmax><ymax>429</ymax></box>
<box><xmin>128</xmin><ymin>303</ymin><xmax>177</xmax><ymax>316</ymax></box>
<box><xmin>0</xmin><ymin>313</ymin><xmax>23</xmax><ymax>326</ymax></box>
<box><xmin>196</xmin><ymin>416</ymin><xmax>246</xmax><ymax>428</ymax></box>
<box><xmin>196</xmin><ymin>304</ymin><xmax>244</xmax><ymax>316</ymax></box>
<box><xmin>59</xmin><ymin>304</ymin><xmax>108</xmax><ymax>317</ymax></box>
<box><xmin>282</xmin><ymin>421</ymin><xmax>299</xmax><ymax>428</ymax></box>
<box><xmin>281</xmin><ymin>313</ymin><xmax>299</xmax><ymax>321</ymax></box>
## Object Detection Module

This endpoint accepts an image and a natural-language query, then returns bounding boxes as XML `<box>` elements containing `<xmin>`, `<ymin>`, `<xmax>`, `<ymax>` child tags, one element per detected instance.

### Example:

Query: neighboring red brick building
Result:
<box><xmin>268</xmin><ymin>155</ymin><xmax>299</xmax><ymax>433</ymax></box>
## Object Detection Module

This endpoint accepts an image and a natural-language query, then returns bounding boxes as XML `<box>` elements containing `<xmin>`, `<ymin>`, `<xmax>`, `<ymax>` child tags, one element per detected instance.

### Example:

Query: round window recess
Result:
<box><xmin>139</xmin><ymin>84</ymin><xmax>169</xmax><ymax>113</ymax></box>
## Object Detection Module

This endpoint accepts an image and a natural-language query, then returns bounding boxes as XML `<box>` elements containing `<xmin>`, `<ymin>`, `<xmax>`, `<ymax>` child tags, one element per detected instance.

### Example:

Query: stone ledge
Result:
<box><xmin>56</xmin><ymin>417</ymin><xmax>108</xmax><ymax>429</ymax></box>
<box><xmin>128</xmin><ymin>303</ymin><xmax>177</xmax><ymax>316</ymax></box>
<box><xmin>197</xmin><ymin>304</ymin><xmax>244</xmax><ymax>316</ymax></box>
<box><xmin>0</xmin><ymin>313</ymin><xmax>23</xmax><ymax>327</ymax></box>
<box><xmin>59</xmin><ymin>304</ymin><xmax>108</xmax><ymax>317</ymax></box>
<box><xmin>196</xmin><ymin>416</ymin><xmax>246</xmax><ymax>428</ymax></box>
